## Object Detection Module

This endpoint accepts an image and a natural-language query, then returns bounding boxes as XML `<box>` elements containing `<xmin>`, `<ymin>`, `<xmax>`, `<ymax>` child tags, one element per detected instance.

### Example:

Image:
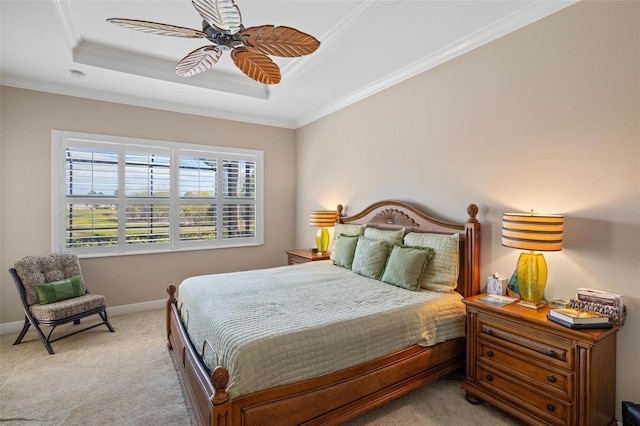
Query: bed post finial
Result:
<box><xmin>211</xmin><ymin>367</ymin><xmax>230</xmax><ymax>403</ymax></box>
<box><xmin>337</xmin><ymin>204</ymin><xmax>344</xmax><ymax>221</ymax></box>
<box><xmin>167</xmin><ymin>284</ymin><xmax>177</xmax><ymax>301</ymax></box>
<box><xmin>211</xmin><ymin>366</ymin><xmax>232</xmax><ymax>425</ymax></box>
<box><xmin>467</xmin><ymin>204</ymin><xmax>479</xmax><ymax>223</ymax></box>
<box><xmin>464</xmin><ymin>204</ymin><xmax>481</xmax><ymax>296</ymax></box>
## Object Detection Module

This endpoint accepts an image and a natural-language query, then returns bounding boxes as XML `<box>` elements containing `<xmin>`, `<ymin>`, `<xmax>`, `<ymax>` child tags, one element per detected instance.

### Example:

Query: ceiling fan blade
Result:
<box><xmin>107</xmin><ymin>18</ymin><xmax>207</xmax><ymax>38</ymax></box>
<box><xmin>192</xmin><ymin>0</ymin><xmax>242</xmax><ymax>35</ymax></box>
<box><xmin>231</xmin><ymin>49</ymin><xmax>281</xmax><ymax>85</ymax></box>
<box><xmin>240</xmin><ymin>25</ymin><xmax>320</xmax><ymax>57</ymax></box>
<box><xmin>175</xmin><ymin>46</ymin><xmax>223</xmax><ymax>77</ymax></box>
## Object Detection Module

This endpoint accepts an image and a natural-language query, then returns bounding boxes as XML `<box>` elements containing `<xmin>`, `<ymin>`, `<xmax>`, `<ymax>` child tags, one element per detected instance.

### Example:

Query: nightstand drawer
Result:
<box><xmin>478</xmin><ymin>318</ymin><xmax>572</xmax><ymax>369</ymax></box>
<box><xmin>287</xmin><ymin>254</ymin><xmax>308</xmax><ymax>265</ymax></box>
<box><xmin>478</xmin><ymin>342</ymin><xmax>571</xmax><ymax>400</ymax></box>
<box><xmin>476</xmin><ymin>365</ymin><xmax>570</xmax><ymax>426</ymax></box>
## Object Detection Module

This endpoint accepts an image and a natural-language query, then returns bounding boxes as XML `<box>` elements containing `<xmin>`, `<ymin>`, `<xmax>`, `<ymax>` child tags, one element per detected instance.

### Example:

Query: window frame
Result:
<box><xmin>52</xmin><ymin>130</ymin><xmax>263</xmax><ymax>257</ymax></box>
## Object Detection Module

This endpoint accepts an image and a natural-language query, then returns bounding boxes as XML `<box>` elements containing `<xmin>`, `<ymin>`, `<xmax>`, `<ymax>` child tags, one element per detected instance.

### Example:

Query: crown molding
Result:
<box><xmin>52</xmin><ymin>0</ymin><xmax>81</xmax><ymax>48</ymax></box>
<box><xmin>296</xmin><ymin>0</ymin><xmax>579</xmax><ymax>128</ymax></box>
<box><xmin>73</xmin><ymin>40</ymin><xmax>270</xmax><ymax>99</ymax></box>
<box><xmin>5</xmin><ymin>0</ymin><xmax>579</xmax><ymax>130</ymax></box>
<box><xmin>0</xmin><ymin>75</ymin><xmax>294</xmax><ymax>128</ymax></box>
<box><xmin>274</xmin><ymin>1</ymin><xmax>382</xmax><ymax>94</ymax></box>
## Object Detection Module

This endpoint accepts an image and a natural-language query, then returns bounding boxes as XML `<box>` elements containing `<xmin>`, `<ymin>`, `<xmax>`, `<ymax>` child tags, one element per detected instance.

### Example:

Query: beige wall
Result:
<box><xmin>0</xmin><ymin>87</ymin><xmax>297</xmax><ymax>321</ymax></box>
<box><xmin>296</xmin><ymin>0</ymin><xmax>639</xmax><ymax>416</ymax></box>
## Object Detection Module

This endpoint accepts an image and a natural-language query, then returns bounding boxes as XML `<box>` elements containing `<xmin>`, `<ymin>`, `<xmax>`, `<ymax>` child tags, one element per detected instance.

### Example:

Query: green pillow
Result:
<box><xmin>403</xmin><ymin>232</ymin><xmax>460</xmax><ymax>292</ymax></box>
<box><xmin>332</xmin><ymin>234</ymin><xmax>359</xmax><ymax>269</ymax></box>
<box><xmin>35</xmin><ymin>275</ymin><xmax>85</xmax><ymax>304</ymax></box>
<box><xmin>351</xmin><ymin>237</ymin><xmax>391</xmax><ymax>280</ymax></box>
<box><xmin>330</xmin><ymin>223</ymin><xmax>366</xmax><ymax>260</ymax></box>
<box><xmin>381</xmin><ymin>245</ymin><xmax>435</xmax><ymax>291</ymax></box>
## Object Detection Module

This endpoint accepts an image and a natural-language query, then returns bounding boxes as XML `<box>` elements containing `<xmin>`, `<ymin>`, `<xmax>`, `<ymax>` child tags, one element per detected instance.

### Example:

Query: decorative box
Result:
<box><xmin>487</xmin><ymin>274</ymin><xmax>508</xmax><ymax>296</ymax></box>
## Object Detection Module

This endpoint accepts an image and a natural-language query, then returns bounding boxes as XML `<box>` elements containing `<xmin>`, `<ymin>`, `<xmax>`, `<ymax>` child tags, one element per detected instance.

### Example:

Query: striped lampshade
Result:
<box><xmin>502</xmin><ymin>212</ymin><xmax>563</xmax><ymax>252</ymax></box>
<box><xmin>309</xmin><ymin>210</ymin><xmax>337</xmax><ymax>227</ymax></box>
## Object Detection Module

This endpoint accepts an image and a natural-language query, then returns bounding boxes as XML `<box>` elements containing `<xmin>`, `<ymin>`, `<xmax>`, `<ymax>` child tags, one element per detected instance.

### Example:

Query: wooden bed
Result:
<box><xmin>166</xmin><ymin>200</ymin><xmax>481</xmax><ymax>426</ymax></box>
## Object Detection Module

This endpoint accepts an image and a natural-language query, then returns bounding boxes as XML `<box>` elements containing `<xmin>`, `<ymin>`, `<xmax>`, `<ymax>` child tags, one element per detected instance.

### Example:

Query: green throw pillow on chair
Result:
<box><xmin>35</xmin><ymin>275</ymin><xmax>85</xmax><ymax>304</ymax></box>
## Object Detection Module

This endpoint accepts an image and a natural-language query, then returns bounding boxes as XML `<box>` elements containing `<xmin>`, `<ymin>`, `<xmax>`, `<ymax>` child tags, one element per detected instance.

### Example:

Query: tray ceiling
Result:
<box><xmin>0</xmin><ymin>0</ymin><xmax>577</xmax><ymax>128</ymax></box>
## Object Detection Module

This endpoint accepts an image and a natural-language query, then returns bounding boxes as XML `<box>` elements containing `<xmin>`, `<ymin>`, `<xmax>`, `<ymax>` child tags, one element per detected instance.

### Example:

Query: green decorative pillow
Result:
<box><xmin>331</xmin><ymin>234</ymin><xmax>359</xmax><ymax>269</ymax></box>
<box><xmin>403</xmin><ymin>232</ymin><xmax>459</xmax><ymax>292</ymax></box>
<box><xmin>351</xmin><ymin>237</ymin><xmax>391</xmax><ymax>280</ymax></box>
<box><xmin>381</xmin><ymin>245</ymin><xmax>435</xmax><ymax>291</ymax></box>
<box><xmin>330</xmin><ymin>223</ymin><xmax>366</xmax><ymax>260</ymax></box>
<box><xmin>35</xmin><ymin>275</ymin><xmax>85</xmax><ymax>305</ymax></box>
<box><xmin>363</xmin><ymin>227</ymin><xmax>405</xmax><ymax>245</ymax></box>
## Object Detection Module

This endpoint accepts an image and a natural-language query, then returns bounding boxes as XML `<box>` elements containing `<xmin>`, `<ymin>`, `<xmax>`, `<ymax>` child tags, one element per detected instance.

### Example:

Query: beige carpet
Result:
<box><xmin>0</xmin><ymin>309</ymin><xmax>523</xmax><ymax>425</ymax></box>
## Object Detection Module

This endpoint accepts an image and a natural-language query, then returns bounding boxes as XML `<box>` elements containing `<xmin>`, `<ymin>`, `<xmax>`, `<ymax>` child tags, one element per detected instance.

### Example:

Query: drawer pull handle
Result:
<box><xmin>486</xmin><ymin>329</ymin><xmax>493</xmax><ymax>336</ymax></box>
<box><xmin>547</xmin><ymin>349</ymin><xmax>556</xmax><ymax>357</ymax></box>
<box><xmin>487</xmin><ymin>350</ymin><xmax>494</xmax><ymax>357</ymax></box>
<box><xmin>548</xmin><ymin>375</ymin><xmax>557</xmax><ymax>383</ymax></box>
<box><xmin>547</xmin><ymin>403</ymin><xmax>556</xmax><ymax>412</ymax></box>
<box><xmin>486</xmin><ymin>374</ymin><xmax>493</xmax><ymax>382</ymax></box>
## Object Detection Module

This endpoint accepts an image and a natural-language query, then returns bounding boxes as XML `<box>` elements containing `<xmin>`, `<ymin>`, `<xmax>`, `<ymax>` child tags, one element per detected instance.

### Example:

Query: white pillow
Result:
<box><xmin>402</xmin><ymin>232</ymin><xmax>459</xmax><ymax>292</ymax></box>
<box><xmin>363</xmin><ymin>227</ymin><xmax>405</xmax><ymax>245</ymax></box>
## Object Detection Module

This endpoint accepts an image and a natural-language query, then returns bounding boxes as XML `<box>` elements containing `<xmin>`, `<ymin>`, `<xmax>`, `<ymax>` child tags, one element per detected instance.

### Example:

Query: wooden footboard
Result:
<box><xmin>167</xmin><ymin>284</ymin><xmax>464</xmax><ymax>426</ymax></box>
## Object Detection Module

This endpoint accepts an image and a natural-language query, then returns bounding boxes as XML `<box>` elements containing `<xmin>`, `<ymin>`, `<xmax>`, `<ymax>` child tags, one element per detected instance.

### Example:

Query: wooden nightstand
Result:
<box><xmin>286</xmin><ymin>249</ymin><xmax>330</xmax><ymax>265</ymax></box>
<box><xmin>462</xmin><ymin>294</ymin><xmax>619</xmax><ymax>426</ymax></box>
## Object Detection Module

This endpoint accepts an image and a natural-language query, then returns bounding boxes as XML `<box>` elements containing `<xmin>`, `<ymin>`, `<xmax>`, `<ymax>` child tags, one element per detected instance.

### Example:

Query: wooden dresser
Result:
<box><xmin>462</xmin><ymin>294</ymin><xmax>619</xmax><ymax>426</ymax></box>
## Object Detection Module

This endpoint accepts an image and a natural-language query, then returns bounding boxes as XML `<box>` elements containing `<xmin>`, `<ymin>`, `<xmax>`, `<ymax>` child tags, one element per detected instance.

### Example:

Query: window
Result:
<box><xmin>52</xmin><ymin>131</ymin><xmax>263</xmax><ymax>256</ymax></box>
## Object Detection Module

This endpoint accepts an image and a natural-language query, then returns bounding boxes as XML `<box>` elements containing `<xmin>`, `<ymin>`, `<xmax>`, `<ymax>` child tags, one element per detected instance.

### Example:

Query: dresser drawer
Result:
<box><xmin>478</xmin><ymin>342</ymin><xmax>572</xmax><ymax>400</ymax></box>
<box><xmin>476</xmin><ymin>365</ymin><xmax>571</xmax><ymax>426</ymax></box>
<box><xmin>477</xmin><ymin>317</ymin><xmax>573</xmax><ymax>369</ymax></box>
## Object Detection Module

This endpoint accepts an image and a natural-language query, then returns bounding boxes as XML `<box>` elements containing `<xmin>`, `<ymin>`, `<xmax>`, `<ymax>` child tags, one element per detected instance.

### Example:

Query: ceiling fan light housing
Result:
<box><xmin>202</xmin><ymin>21</ymin><xmax>244</xmax><ymax>50</ymax></box>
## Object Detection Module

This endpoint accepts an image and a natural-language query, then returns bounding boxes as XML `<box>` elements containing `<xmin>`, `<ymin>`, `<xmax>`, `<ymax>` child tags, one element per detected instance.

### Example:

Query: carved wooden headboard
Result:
<box><xmin>337</xmin><ymin>200</ymin><xmax>481</xmax><ymax>298</ymax></box>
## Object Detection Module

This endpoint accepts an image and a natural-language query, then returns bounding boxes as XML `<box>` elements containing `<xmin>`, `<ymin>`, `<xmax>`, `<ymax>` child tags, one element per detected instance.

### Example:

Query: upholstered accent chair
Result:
<box><xmin>10</xmin><ymin>253</ymin><xmax>115</xmax><ymax>354</ymax></box>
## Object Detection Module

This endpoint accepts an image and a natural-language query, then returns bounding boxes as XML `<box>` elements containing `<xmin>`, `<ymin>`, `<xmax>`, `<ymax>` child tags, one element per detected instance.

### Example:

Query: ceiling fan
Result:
<box><xmin>107</xmin><ymin>0</ymin><xmax>321</xmax><ymax>85</ymax></box>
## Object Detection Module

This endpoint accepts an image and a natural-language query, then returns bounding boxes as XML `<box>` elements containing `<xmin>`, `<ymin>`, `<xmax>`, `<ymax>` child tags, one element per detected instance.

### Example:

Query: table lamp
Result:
<box><xmin>309</xmin><ymin>210</ymin><xmax>337</xmax><ymax>254</ymax></box>
<box><xmin>502</xmin><ymin>210</ymin><xmax>563</xmax><ymax>309</ymax></box>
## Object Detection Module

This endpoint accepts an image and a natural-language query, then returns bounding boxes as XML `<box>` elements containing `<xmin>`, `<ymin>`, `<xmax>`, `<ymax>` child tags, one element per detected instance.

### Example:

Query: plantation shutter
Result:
<box><xmin>53</xmin><ymin>131</ymin><xmax>263</xmax><ymax>255</ymax></box>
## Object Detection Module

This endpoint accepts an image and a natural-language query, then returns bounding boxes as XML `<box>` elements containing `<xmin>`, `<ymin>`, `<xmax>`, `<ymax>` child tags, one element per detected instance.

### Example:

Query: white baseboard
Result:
<box><xmin>0</xmin><ymin>299</ymin><xmax>166</xmax><ymax>335</ymax></box>
<box><xmin>106</xmin><ymin>299</ymin><xmax>166</xmax><ymax>317</ymax></box>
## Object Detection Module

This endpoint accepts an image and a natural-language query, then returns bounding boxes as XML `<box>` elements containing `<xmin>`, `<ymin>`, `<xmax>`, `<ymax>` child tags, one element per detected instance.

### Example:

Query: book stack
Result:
<box><xmin>572</xmin><ymin>287</ymin><xmax>625</xmax><ymax>326</ymax></box>
<box><xmin>547</xmin><ymin>308</ymin><xmax>612</xmax><ymax>329</ymax></box>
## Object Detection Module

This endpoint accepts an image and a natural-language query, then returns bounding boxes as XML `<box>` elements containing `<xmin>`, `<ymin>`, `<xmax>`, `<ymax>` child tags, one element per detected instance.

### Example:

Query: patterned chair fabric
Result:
<box><xmin>14</xmin><ymin>253</ymin><xmax>86</xmax><ymax>307</ymax></box>
<box><xmin>10</xmin><ymin>253</ymin><xmax>115</xmax><ymax>354</ymax></box>
<box><xmin>30</xmin><ymin>294</ymin><xmax>106</xmax><ymax>321</ymax></box>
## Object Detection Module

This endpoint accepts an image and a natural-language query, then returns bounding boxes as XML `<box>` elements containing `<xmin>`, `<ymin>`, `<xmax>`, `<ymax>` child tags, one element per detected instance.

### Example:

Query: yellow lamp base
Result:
<box><xmin>517</xmin><ymin>300</ymin><xmax>547</xmax><ymax>310</ymax></box>
<box><xmin>315</xmin><ymin>227</ymin><xmax>330</xmax><ymax>253</ymax></box>
<box><xmin>515</xmin><ymin>251</ymin><xmax>547</xmax><ymax>309</ymax></box>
